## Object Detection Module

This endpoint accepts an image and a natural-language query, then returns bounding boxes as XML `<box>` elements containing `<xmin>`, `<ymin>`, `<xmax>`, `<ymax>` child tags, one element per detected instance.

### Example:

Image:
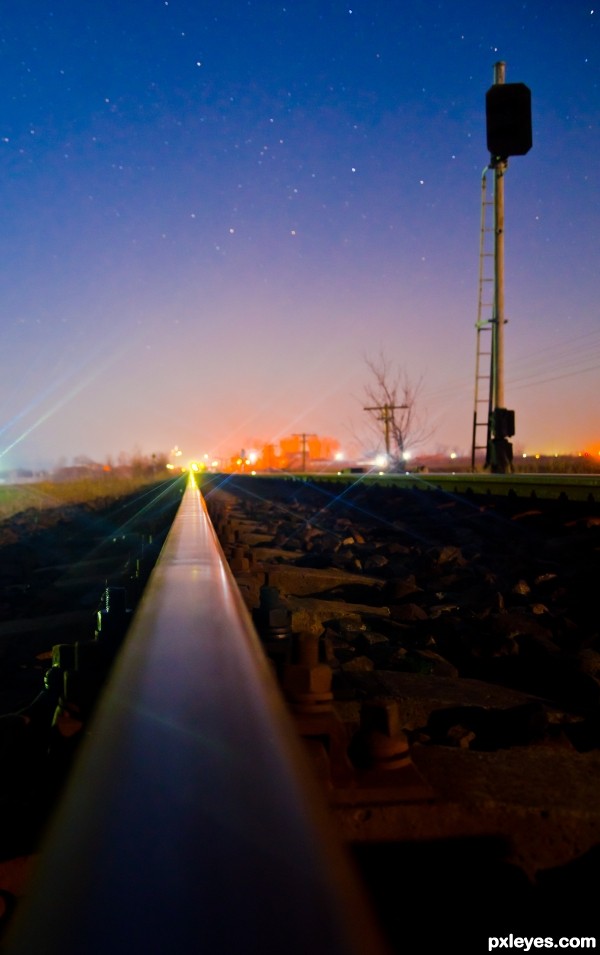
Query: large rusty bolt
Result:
<box><xmin>283</xmin><ymin>631</ymin><xmax>334</xmax><ymax>716</ymax></box>
<box><xmin>355</xmin><ymin>700</ymin><xmax>411</xmax><ymax>771</ymax></box>
<box><xmin>51</xmin><ymin>643</ymin><xmax>77</xmax><ymax>672</ymax></box>
<box><xmin>253</xmin><ymin>584</ymin><xmax>293</xmax><ymax>680</ymax></box>
<box><xmin>253</xmin><ymin>585</ymin><xmax>292</xmax><ymax>638</ymax></box>
<box><xmin>220</xmin><ymin>525</ymin><xmax>236</xmax><ymax>549</ymax></box>
<box><xmin>230</xmin><ymin>544</ymin><xmax>252</xmax><ymax>574</ymax></box>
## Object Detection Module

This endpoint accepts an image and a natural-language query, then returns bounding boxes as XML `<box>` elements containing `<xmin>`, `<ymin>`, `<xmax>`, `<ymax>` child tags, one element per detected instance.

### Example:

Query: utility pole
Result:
<box><xmin>363</xmin><ymin>403</ymin><xmax>407</xmax><ymax>460</ymax></box>
<box><xmin>292</xmin><ymin>433</ymin><xmax>316</xmax><ymax>471</ymax></box>
<box><xmin>484</xmin><ymin>61</ymin><xmax>532</xmax><ymax>473</ymax></box>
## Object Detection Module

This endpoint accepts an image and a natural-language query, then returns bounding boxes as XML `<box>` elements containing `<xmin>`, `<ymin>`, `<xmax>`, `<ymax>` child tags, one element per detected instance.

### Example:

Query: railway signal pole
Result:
<box><xmin>476</xmin><ymin>62</ymin><xmax>532</xmax><ymax>473</ymax></box>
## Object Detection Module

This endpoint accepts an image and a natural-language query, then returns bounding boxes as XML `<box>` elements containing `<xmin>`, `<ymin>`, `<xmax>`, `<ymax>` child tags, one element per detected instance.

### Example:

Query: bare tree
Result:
<box><xmin>362</xmin><ymin>352</ymin><xmax>432</xmax><ymax>469</ymax></box>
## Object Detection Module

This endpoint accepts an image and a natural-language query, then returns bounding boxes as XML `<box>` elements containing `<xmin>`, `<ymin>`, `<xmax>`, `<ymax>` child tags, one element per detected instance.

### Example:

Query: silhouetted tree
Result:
<box><xmin>363</xmin><ymin>352</ymin><xmax>432</xmax><ymax>469</ymax></box>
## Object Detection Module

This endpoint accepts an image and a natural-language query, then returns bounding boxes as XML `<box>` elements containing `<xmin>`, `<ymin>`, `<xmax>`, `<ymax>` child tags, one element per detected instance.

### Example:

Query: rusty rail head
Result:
<box><xmin>3</xmin><ymin>474</ymin><xmax>390</xmax><ymax>955</ymax></box>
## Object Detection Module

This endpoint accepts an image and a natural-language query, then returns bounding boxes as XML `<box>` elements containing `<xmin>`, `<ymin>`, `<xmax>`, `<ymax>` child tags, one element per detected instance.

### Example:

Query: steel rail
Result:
<box><xmin>242</xmin><ymin>470</ymin><xmax>600</xmax><ymax>502</ymax></box>
<box><xmin>3</xmin><ymin>475</ymin><xmax>389</xmax><ymax>955</ymax></box>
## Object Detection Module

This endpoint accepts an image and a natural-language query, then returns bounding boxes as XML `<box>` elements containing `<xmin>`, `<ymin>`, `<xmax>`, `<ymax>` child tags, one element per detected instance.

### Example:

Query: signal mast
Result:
<box><xmin>471</xmin><ymin>62</ymin><xmax>532</xmax><ymax>473</ymax></box>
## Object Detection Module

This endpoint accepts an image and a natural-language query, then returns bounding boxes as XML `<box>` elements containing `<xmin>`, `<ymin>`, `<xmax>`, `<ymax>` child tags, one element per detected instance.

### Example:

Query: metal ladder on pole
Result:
<box><xmin>471</xmin><ymin>166</ymin><xmax>495</xmax><ymax>470</ymax></box>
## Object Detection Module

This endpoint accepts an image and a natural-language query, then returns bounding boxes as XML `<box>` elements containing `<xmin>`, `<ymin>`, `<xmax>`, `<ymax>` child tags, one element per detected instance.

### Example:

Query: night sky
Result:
<box><xmin>0</xmin><ymin>1</ymin><xmax>597</xmax><ymax>471</ymax></box>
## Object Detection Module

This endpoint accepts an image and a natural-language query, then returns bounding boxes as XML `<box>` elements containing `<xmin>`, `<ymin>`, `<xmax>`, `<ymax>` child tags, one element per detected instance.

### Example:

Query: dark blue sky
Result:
<box><xmin>0</xmin><ymin>1</ymin><xmax>598</xmax><ymax>470</ymax></box>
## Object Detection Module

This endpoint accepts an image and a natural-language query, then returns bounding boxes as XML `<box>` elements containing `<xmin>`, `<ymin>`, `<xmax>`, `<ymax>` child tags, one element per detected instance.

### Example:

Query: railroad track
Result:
<box><xmin>0</xmin><ymin>474</ymin><xmax>389</xmax><ymax>955</ymax></box>
<box><xmin>1</xmin><ymin>469</ymin><xmax>600</xmax><ymax>951</ymax></box>
<box><xmin>201</xmin><ymin>471</ymin><xmax>600</xmax><ymax>944</ymax></box>
<box><xmin>252</xmin><ymin>468</ymin><xmax>600</xmax><ymax>502</ymax></box>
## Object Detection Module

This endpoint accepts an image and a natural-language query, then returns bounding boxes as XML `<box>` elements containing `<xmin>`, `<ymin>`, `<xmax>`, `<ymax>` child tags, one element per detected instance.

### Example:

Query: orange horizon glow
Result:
<box><xmin>584</xmin><ymin>444</ymin><xmax>600</xmax><ymax>458</ymax></box>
